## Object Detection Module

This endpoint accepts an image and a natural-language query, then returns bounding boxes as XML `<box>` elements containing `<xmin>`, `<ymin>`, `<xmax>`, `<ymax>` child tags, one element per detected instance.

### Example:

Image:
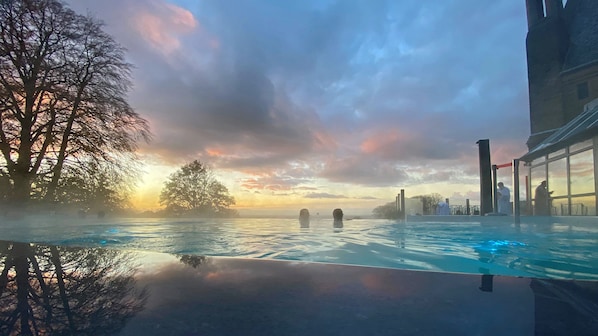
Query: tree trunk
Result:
<box><xmin>50</xmin><ymin>245</ymin><xmax>76</xmax><ymax>334</ymax></box>
<box><xmin>12</xmin><ymin>172</ymin><xmax>32</xmax><ymax>206</ymax></box>
<box><xmin>14</xmin><ymin>243</ymin><xmax>34</xmax><ymax>336</ymax></box>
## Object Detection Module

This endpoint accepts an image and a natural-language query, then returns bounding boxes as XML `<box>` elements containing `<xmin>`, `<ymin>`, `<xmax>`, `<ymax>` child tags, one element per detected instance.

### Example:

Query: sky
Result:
<box><xmin>65</xmin><ymin>0</ymin><xmax>531</xmax><ymax>216</ymax></box>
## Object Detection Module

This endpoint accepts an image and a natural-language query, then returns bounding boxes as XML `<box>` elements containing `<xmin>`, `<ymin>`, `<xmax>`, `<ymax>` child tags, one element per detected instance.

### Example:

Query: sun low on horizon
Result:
<box><xmin>64</xmin><ymin>0</ymin><xmax>531</xmax><ymax>215</ymax></box>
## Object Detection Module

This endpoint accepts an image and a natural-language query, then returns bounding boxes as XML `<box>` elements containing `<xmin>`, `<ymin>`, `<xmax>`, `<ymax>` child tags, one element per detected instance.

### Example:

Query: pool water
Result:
<box><xmin>1</xmin><ymin>216</ymin><xmax>597</xmax><ymax>280</ymax></box>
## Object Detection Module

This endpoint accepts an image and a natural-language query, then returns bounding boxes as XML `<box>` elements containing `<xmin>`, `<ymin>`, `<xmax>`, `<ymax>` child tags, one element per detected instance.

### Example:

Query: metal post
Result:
<box><xmin>525</xmin><ymin>175</ymin><xmax>530</xmax><ymax>215</ymax></box>
<box><xmin>492</xmin><ymin>164</ymin><xmax>498</xmax><ymax>213</ymax></box>
<box><xmin>477</xmin><ymin>139</ymin><xmax>493</xmax><ymax>215</ymax></box>
<box><xmin>513</xmin><ymin>159</ymin><xmax>521</xmax><ymax>225</ymax></box>
<box><xmin>400</xmin><ymin>189</ymin><xmax>406</xmax><ymax>221</ymax></box>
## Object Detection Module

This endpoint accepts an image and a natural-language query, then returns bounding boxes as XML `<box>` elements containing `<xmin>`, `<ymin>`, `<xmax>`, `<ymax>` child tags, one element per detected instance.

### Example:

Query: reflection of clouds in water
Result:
<box><xmin>142</xmin><ymin>257</ymin><xmax>409</xmax><ymax>303</ymax></box>
<box><xmin>135</xmin><ymin>258</ymin><xmax>324</xmax><ymax>313</ymax></box>
<box><xmin>134</xmin><ymin>255</ymin><xmax>538</xmax><ymax>335</ymax></box>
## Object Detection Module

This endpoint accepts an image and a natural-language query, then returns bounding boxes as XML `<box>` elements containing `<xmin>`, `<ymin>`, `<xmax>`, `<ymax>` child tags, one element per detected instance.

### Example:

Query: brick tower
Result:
<box><xmin>525</xmin><ymin>0</ymin><xmax>598</xmax><ymax>149</ymax></box>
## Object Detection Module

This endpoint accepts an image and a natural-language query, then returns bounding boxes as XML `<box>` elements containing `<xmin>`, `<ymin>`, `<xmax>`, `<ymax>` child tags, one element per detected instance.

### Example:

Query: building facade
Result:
<box><xmin>521</xmin><ymin>0</ymin><xmax>598</xmax><ymax>215</ymax></box>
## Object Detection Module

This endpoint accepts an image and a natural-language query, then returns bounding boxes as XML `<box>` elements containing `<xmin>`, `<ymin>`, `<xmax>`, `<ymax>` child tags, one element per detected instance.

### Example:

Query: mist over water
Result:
<box><xmin>2</xmin><ymin>216</ymin><xmax>597</xmax><ymax>280</ymax></box>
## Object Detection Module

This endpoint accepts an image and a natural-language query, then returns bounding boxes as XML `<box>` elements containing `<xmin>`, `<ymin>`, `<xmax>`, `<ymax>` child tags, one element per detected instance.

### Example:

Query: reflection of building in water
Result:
<box><xmin>530</xmin><ymin>279</ymin><xmax>598</xmax><ymax>335</ymax></box>
<box><xmin>479</xmin><ymin>274</ymin><xmax>494</xmax><ymax>292</ymax></box>
<box><xmin>520</xmin><ymin>0</ymin><xmax>598</xmax><ymax>216</ymax></box>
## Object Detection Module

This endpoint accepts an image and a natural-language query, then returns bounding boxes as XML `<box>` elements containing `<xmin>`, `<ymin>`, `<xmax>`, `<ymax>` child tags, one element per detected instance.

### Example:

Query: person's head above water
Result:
<box><xmin>299</xmin><ymin>208</ymin><xmax>310</xmax><ymax>227</ymax></box>
<box><xmin>332</xmin><ymin>208</ymin><xmax>343</xmax><ymax>221</ymax></box>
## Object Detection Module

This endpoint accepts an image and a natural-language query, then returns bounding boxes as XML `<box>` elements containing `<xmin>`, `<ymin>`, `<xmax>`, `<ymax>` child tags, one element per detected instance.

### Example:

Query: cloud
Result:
<box><xmin>132</xmin><ymin>3</ymin><xmax>198</xmax><ymax>54</ymax></box>
<box><xmin>66</xmin><ymin>0</ymin><xmax>531</xmax><ymax>195</ymax></box>
<box><xmin>304</xmin><ymin>193</ymin><xmax>347</xmax><ymax>199</ymax></box>
<box><xmin>319</xmin><ymin>156</ymin><xmax>409</xmax><ymax>187</ymax></box>
<box><xmin>238</xmin><ymin>166</ymin><xmax>316</xmax><ymax>191</ymax></box>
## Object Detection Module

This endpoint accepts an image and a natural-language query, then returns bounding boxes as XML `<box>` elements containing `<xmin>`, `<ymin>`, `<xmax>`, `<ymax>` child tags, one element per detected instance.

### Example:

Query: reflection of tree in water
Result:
<box><xmin>0</xmin><ymin>241</ymin><xmax>147</xmax><ymax>335</ymax></box>
<box><xmin>179</xmin><ymin>254</ymin><xmax>209</xmax><ymax>268</ymax></box>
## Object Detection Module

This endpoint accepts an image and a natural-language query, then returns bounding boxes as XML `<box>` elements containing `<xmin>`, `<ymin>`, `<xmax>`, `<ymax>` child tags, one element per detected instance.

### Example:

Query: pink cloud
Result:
<box><xmin>240</xmin><ymin>177</ymin><xmax>293</xmax><ymax>191</ymax></box>
<box><xmin>132</xmin><ymin>3</ymin><xmax>202</xmax><ymax>54</ymax></box>
<box><xmin>238</xmin><ymin>168</ymin><xmax>314</xmax><ymax>192</ymax></box>
<box><xmin>360</xmin><ymin>130</ymin><xmax>405</xmax><ymax>154</ymax></box>
<box><xmin>490</xmin><ymin>141</ymin><xmax>528</xmax><ymax>165</ymax></box>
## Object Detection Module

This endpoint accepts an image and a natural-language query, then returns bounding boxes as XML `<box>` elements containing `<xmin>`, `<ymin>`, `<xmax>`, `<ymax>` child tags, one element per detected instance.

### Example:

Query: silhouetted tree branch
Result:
<box><xmin>0</xmin><ymin>0</ymin><xmax>150</xmax><ymax>206</ymax></box>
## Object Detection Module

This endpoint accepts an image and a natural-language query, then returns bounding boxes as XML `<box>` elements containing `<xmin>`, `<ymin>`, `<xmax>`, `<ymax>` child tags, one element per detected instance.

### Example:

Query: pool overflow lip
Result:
<box><xmin>0</xmin><ymin>239</ymin><xmax>597</xmax><ymax>335</ymax></box>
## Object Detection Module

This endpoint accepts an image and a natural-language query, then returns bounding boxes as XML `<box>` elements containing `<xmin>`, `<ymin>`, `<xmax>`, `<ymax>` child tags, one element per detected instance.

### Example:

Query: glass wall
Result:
<box><xmin>548</xmin><ymin>158</ymin><xmax>567</xmax><ymax>197</ymax></box>
<box><xmin>527</xmin><ymin>137</ymin><xmax>596</xmax><ymax>216</ymax></box>
<box><xmin>570</xmin><ymin>149</ymin><xmax>594</xmax><ymax>194</ymax></box>
<box><xmin>552</xmin><ymin>197</ymin><xmax>569</xmax><ymax>216</ymax></box>
<box><xmin>530</xmin><ymin>165</ymin><xmax>546</xmax><ymax>195</ymax></box>
<box><xmin>570</xmin><ymin>195</ymin><xmax>596</xmax><ymax>216</ymax></box>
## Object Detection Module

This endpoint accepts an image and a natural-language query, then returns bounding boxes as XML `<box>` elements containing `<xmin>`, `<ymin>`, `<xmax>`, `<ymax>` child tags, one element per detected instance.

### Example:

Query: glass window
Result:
<box><xmin>570</xmin><ymin>150</ymin><xmax>595</xmax><ymax>195</ymax></box>
<box><xmin>548</xmin><ymin>148</ymin><xmax>566</xmax><ymax>159</ymax></box>
<box><xmin>551</xmin><ymin>197</ymin><xmax>569</xmax><ymax>216</ymax></box>
<box><xmin>532</xmin><ymin>156</ymin><xmax>545</xmax><ymax>166</ymax></box>
<box><xmin>569</xmin><ymin>139</ymin><xmax>593</xmax><ymax>153</ymax></box>
<box><xmin>570</xmin><ymin>195</ymin><xmax>596</xmax><ymax>216</ymax></box>
<box><xmin>517</xmin><ymin>173</ymin><xmax>528</xmax><ymax>201</ymax></box>
<box><xmin>548</xmin><ymin>158</ymin><xmax>567</xmax><ymax>197</ymax></box>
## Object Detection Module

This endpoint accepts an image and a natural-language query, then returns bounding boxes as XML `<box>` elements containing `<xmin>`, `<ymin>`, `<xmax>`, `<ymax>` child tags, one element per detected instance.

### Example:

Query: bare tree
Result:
<box><xmin>0</xmin><ymin>0</ymin><xmax>150</xmax><ymax>206</ymax></box>
<box><xmin>412</xmin><ymin>193</ymin><xmax>444</xmax><ymax>215</ymax></box>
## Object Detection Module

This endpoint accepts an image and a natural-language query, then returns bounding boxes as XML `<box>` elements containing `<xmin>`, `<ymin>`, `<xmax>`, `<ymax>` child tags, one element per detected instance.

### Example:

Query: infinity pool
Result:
<box><xmin>2</xmin><ymin>216</ymin><xmax>597</xmax><ymax>280</ymax></box>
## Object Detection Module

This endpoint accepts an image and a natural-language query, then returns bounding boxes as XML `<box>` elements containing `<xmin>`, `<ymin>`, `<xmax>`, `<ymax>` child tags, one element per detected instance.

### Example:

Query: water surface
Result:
<box><xmin>2</xmin><ymin>216</ymin><xmax>597</xmax><ymax>280</ymax></box>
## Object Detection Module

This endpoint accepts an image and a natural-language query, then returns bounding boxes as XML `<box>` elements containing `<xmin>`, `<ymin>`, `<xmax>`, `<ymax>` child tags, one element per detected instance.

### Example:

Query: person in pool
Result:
<box><xmin>333</xmin><ymin>208</ymin><xmax>343</xmax><ymax>228</ymax></box>
<box><xmin>299</xmin><ymin>208</ymin><xmax>310</xmax><ymax>228</ymax></box>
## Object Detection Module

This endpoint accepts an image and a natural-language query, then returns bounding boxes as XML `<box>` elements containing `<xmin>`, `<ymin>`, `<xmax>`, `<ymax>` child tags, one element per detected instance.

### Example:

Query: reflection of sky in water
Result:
<box><xmin>1</xmin><ymin>217</ymin><xmax>597</xmax><ymax>280</ymax></box>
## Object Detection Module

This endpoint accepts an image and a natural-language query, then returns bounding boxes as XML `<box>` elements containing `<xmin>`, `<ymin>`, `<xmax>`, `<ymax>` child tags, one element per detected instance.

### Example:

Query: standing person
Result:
<box><xmin>534</xmin><ymin>181</ymin><xmax>553</xmax><ymax>216</ymax></box>
<box><xmin>496</xmin><ymin>182</ymin><xmax>511</xmax><ymax>215</ymax></box>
